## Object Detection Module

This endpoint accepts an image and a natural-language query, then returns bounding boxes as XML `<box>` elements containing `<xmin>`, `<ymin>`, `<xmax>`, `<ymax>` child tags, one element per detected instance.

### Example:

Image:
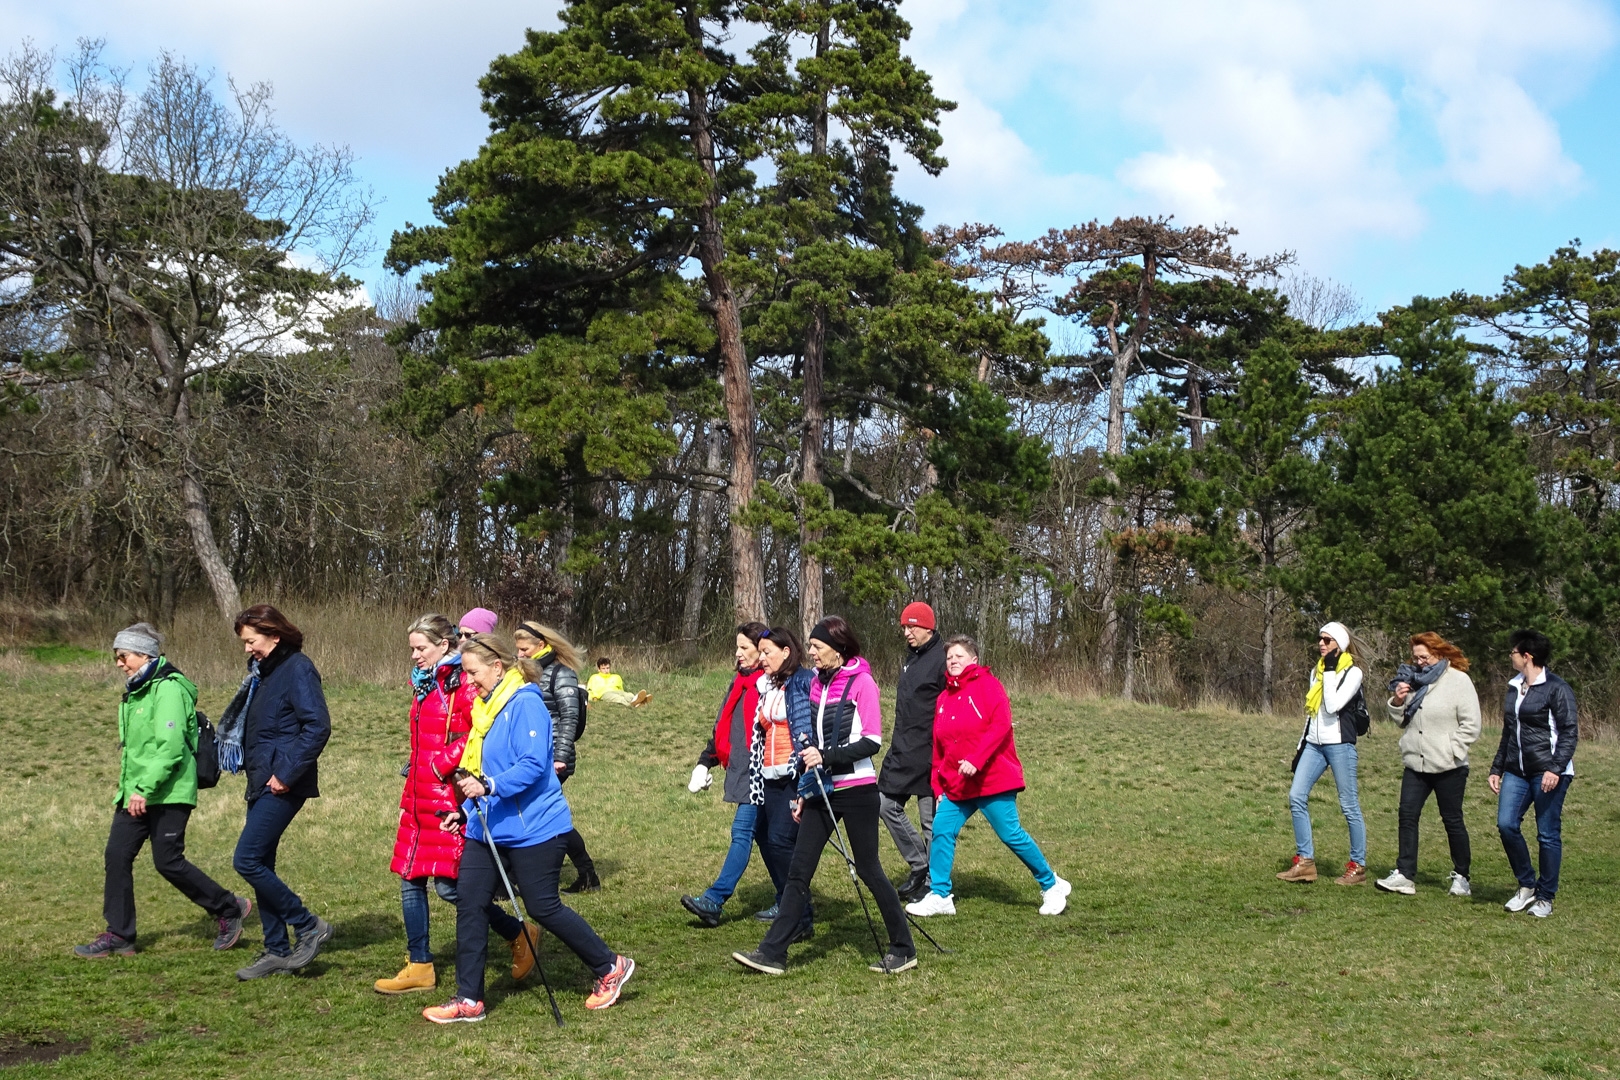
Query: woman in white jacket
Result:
<box><xmin>1278</xmin><ymin>622</ymin><xmax>1368</xmax><ymax>885</ymax></box>
<box><xmin>1375</xmin><ymin>632</ymin><xmax>1481</xmax><ymax>896</ymax></box>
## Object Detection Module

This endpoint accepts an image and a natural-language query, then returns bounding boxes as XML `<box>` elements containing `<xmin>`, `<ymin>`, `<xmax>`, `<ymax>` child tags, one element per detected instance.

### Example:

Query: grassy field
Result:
<box><xmin>1</xmin><ymin>654</ymin><xmax>1617</xmax><ymax>1079</ymax></box>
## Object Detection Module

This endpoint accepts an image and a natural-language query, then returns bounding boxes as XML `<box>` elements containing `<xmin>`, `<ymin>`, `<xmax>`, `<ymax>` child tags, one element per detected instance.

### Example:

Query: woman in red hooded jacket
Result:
<box><xmin>905</xmin><ymin>635</ymin><xmax>1070</xmax><ymax>918</ymax></box>
<box><xmin>373</xmin><ymin>614</ymin><xmax>531</xmax><ymax>995</ymax></box>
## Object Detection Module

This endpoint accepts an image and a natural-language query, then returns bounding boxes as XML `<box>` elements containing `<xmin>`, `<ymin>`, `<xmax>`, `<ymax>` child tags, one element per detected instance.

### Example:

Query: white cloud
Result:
<box><xmin>901</xmin><ymin>0</ymin><xmax>1615</xmax><ymax>266</ymax></box>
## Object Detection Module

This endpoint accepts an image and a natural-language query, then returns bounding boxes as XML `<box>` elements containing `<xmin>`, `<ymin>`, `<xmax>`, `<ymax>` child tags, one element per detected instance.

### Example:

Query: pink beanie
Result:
<box><xmin>459</xmin><ymin>607</ymin><xmax>498</xmax><ymax>635</ymax></box>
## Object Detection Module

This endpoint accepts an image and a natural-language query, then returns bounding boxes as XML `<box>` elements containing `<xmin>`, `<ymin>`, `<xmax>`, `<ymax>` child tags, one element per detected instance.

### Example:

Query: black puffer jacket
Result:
<box><xmin>536</xmin><ymin>652</ymin><xmax>583</xmax><ymax>781</ymax></box>
<box><xmin>879</xmin><ymin>632</ymin><xmax>946</xmax><ymax>799</ymax></box>
<box><xmin>242</xmin><ymin>643</ymin><xmax>330</xmax><ymax>804</ymax></box>
<box><xmin>1491</xmin><ymin>670</ymin><xmax>1578</xmax><ymax>779</ymax></box>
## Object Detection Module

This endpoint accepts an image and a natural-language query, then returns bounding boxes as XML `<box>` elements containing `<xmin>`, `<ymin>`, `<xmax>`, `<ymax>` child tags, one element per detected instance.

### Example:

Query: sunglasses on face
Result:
<box><xmin>1318</xmin><ymin>636</ymin><xmax>1335</xmax><ymax>644</ymax></box>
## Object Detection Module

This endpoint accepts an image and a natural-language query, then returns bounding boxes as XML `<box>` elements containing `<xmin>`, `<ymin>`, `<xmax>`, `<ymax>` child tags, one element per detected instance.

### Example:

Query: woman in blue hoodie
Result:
<box><xmin>423</xmin><ymin>633</ymin><xmax>634</xmax><ymax>1024</ymax></box>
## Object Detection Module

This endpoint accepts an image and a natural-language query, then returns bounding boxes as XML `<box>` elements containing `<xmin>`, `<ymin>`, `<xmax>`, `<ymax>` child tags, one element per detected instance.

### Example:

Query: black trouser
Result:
<box><xmin>759</xmin><ymin>783</ymin><xmax>913</xmax><ymax>964</ymax></box>
<box><xmin>104</xmin><ymin>805</ymin><xmax>236</xmax><ymax>942</ymax></box>
<box><xmin>455</xmin><ymin>833</ymin><xmax>615</xmax><ymax>1002</ymax></box>
<box><xmin>563</xmin><ymin>828</ymin><xmax>596</xmax><ymax>876</ymax></box>
<box><xmin>1396</xmin><ymin>765</ymin><xmax>1471</xmax><ymax>879</ymax></box>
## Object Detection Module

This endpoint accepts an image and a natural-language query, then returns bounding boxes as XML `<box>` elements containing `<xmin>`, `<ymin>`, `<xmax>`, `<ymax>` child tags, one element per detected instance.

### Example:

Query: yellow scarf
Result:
<box><xmin>1305</xmin><ymin>651</ymin><xmax>1354</xmax><ymax>718</ymax></box>
<box><xmin>463</xmin><ymin>668</ymin><xmax>525</xmax><ymax>776</ymax></box>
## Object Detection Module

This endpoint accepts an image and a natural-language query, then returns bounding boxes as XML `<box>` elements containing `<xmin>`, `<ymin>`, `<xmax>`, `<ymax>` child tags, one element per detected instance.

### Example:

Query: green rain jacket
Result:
<box><xmin>115</xmin><ymin>659</ymin><xmax>200</xmax><ymax>809</ymax></box>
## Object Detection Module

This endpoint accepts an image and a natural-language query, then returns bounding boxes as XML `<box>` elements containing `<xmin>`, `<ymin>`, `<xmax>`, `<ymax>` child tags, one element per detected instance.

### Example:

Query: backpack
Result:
<box><xmin>195</xmin><ymin>709</ymin><xmax>221</xmax><ymax>789</ymax></box>
<box><xmin>1344</xmin><ymin>688</ymin><xmax>1371</xmax><ymax>737</ymax></box>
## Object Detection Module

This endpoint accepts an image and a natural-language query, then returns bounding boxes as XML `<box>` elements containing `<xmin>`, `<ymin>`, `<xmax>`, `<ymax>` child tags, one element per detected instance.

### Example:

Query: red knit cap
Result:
<box><xmin>900</xmin><ymin>602</ymin><xmax>935</xmax><ymax>630</ymax></box>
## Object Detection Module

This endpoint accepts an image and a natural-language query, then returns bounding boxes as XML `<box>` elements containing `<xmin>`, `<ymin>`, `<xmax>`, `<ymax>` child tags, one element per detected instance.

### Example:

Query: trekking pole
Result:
<box><xmin>468</xmin><ymin>797</ymin><xmax>565</xmax><ymax>1028</ymax></box>
<box><xmin>802</xmin><ymin>764</ymin><xmax>891</xmax><ymax>971</ymax></box>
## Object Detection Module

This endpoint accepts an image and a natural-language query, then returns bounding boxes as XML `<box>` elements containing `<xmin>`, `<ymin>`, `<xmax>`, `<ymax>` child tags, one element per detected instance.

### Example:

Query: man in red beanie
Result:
<box><xmin>878</xmin><ymin>601</ymin><xmax>947</xmax><ymax>901</ymax></box>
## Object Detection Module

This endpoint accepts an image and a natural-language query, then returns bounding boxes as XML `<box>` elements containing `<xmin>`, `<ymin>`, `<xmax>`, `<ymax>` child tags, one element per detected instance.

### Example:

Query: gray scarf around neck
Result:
<box><xmin>1388</xmin><ymin>659</ymin><xmax>1448</xmax><ymax>726</ymax></box>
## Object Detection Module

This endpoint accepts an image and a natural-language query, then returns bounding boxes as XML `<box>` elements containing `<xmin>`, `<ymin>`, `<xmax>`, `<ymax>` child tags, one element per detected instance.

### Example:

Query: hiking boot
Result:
<box><xmin>286</xmin><ymin>917</ymin><xmax>334</xmax><ymax>971</ymax></box>
<box><xmin>681</xmin><ymin>894</ymin><xmax>723</xmax><ymax>928</ymax></box>
<box><xmin>236</xmin><ymin>950</ymin><xmax>292</xmax><ymax>980</ymax></box>
<box><xmin>633</xmin><ymin>690</ymin><xmax>652</xmax><ymax>707</ymax></box>
<box><xmin>906</xmin><ymin>892</ymin><xmax>957</xmax><ymax>917</ymax></box>
<box><xmin>1277</xmin><ymin>856</ymin><xmax>1317</xmax><ymax>883</ymax></box>
<box><xmin>422</xmin><ymin>997</ymin><xmax>485</xmax><ymax>1024</ymax></box>
<box><xmin>754</xmin><ymin>903</ymin><xmax>779</xmax><ymax>922</ymax></box>
<box><xmin>868</xmin><ymin>952</ymin><xmax>918</xmax><ymax>974</ymax></box>
<box><xmin>898</xmin><ymin>868</ymin><xmax>929</xmax><ymax>902</ymax></box>
<box><xmin>510</xmin><ymin>923</ymin><xmax>540</xmax><ymax>981</ymax></box>
<box><xmin>1375</xmin><ymin>870</ymin><xmax>1416</xmax><ymax>894</ymax></box>
<box><xmin>1447</xmin><ymin>872</ymin><xmax>1472</xmax><ymax>897</ymax></box>
<box><xmin>563</xmin><ymin>868</ymin><xmax>601</xmax><ymax>893</ymax></box>
<box><xmin>375</xmin><ymin>961</ymin><xmax>436</xmax><ymax>995</ymax></box>
<box><xmin>585</xmin><ymin>955</ymin><xmax>635</xmax><ymax>1009</ymax></box>
<box><xmin>1334</xmin><ymin>861</ymin><xmax>1366</xmax><ymax>886</ymax></box>
<box><xmin>1504</xmin><ymin>886</ymin><xmax>1537</xmax><ymax>912</ymax></box>
<box><xmin>213</xmin><ymin>895</ymin><xmax>252</xmax><ymax>951</ymax></box>
<box><xmin>73</xmin><ymin>931</ymin><xmax>135</xmax><ymax>959</ymax></box>
<box><xmin>732</xmin><ymin>949</ymin><xmax>785</xmax><ymax>975</ymax></box>
<box><xmin>1039</xmin><ymin>875</ymin><xmax>1072</xmax><ymax>915</ymax></box>
<box><xmin>1529</xmin><ymin>898</ymin><xmax>1554</xmax><ymax>918</ymax></box>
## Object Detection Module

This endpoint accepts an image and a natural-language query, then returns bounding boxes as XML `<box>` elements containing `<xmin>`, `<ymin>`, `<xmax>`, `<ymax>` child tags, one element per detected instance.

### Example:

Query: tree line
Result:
<box><xmin>3</xmin><ymin>4</ymin><xmax>1617</xmax><ymax>712</ymax></box>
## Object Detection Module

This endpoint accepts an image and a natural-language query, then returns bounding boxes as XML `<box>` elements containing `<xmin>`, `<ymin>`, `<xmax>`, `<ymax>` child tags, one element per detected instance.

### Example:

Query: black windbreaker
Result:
<box><xmin>1491</xmin><ymin>670</ymin><xmax>1578</xmax><ymax>779</ymax></box>
<box><xmin>878</xmin><ymin>632</ymin><xmax>946</xmax><ymax>798</ymax></box>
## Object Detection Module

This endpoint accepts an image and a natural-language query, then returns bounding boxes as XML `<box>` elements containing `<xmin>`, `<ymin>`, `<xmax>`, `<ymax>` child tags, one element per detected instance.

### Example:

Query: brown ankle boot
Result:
<box><xmin>1276</xmin><ymin>856</ymin><xmax>1318</xmax><ymax>883</ymax></box>
<box><xmin>1334</xmin><ymin>861</ymin><xmax>1366</xmax><ymax>886</ymax></box>
<box><xmin>374</xmin><ymin>961</ymin><xmax>436</xmax><ymax>995</ymax></box>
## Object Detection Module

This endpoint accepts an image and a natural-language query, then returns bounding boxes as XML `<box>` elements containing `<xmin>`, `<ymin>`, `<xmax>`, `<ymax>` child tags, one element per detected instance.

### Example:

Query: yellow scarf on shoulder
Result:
<box><xmin>1305</xmin><ymin>651</ymin><xmax>1354</xmax><ymax>718</ymax></box>
<box><xmin>463</xmin><ymin>668</ymin><xmax>526</xmax><ymax>777</ymax></box>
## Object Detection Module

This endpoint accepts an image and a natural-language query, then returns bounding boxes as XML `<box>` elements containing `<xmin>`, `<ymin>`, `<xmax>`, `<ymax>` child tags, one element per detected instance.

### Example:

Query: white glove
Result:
<box><xmin>688</xmin><ymin>764</ymin><xmax>712</xmax><ymax>793</ymax></box>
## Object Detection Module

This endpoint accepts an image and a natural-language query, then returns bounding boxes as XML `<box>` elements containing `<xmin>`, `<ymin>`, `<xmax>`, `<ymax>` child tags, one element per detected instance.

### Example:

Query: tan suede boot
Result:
<box><xmin>510</xmin><ymin>923</ymin><xmax>541</xmax><ymax>981</ymax></box>
<box><xmin>374</xmin><ymin>961</ymin><xmax>436</xmax><ymax>995</ymax></box>
<box><xmin>1334</xmin><ymin>861</ymin><xmax>1366</xmax><ymax>886</ymax></box>
<box><xmin>1276</xmin><ymin>856</ymin><xmax>1318</xmax><ymax>883</ymax></box>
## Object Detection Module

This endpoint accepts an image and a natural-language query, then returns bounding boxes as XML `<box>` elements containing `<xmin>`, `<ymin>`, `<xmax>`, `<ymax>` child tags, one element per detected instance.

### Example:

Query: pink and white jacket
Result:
<box><xmin>807</xmin><ymin>657</ymin><xmax>884</xmax><ymax>791</ymax></box>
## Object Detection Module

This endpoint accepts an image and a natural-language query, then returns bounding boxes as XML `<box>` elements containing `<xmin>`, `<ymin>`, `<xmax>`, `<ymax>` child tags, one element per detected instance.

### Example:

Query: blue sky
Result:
<box><xmin>6</xmin><ymin>0</ymin><xmax>1618</xmax><ymax>316</ymax></box>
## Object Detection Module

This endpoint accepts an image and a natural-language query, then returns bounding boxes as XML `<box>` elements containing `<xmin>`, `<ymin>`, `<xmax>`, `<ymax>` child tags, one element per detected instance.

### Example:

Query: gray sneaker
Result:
<box><xmin>1447</xmin><ymin>872</ymin><xmax>1471</xmax><ymax>897</ymax></box>
<box><xmin>214</xmin><ymin>895</ymin><xmax>252</xmax><ymax>950</ymax></box>
<box><xmin>286</xmin><ymin>917</ymin><xmax>334</xmax><ymax>971</ymax></box>
<box><xmin>1529</xmin><ymin>898</ymin><xmax>1554</xmax><ymax>918</ymax></box>
<box><xmin>236</xmin><ymin>950</ymin><xmax>291</xmax><ymax>980</ymax></box>
<box><xmin>1505</xmin><ymin>886</ymin><xmax>1537</xmax><ymax>912</ymax></box>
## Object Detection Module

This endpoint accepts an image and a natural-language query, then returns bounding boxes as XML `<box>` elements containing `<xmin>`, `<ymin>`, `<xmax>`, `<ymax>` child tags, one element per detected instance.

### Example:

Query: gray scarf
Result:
<box><xmin>1388</xmin><ymin>659</ymin><xmax>1448</xmax><ymax>726</ymax></box>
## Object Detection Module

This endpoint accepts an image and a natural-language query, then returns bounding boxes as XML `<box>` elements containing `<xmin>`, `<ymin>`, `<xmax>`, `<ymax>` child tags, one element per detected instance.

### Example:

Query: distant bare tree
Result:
<box><xmin>1279</xmin><ymin>270</ymin><xmax>1364</xmax><ymax>331</ymax></box>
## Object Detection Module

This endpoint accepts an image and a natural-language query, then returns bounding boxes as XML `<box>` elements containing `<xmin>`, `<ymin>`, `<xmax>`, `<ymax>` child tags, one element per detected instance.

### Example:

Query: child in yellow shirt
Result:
<box><xmin>586</xmin><ymin>658</ymin><xmax>650</xmax><ymax>707</ymax></box>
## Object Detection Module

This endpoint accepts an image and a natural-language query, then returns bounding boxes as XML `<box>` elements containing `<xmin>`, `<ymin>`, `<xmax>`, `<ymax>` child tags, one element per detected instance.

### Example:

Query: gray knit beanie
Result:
<box><xmin>112</xmin><ymin>622</ymin><xmax>163</xmax><ymax>658</ymax></box>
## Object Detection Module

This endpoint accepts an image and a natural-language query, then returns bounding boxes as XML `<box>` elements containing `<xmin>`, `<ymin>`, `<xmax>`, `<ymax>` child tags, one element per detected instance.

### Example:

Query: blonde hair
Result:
<box><xmin>460</xmin><ymin>633</ymin><xmax>544</xmax><ymax>685</ymax></box>
<box><xmin>512</xmin><ymin>621</ymin><xmax>582</xmax><ymax>672</ymax></box>
<box><xmin>406</xmin><ymin>613</ymin><xmax>457</xmax><ymax>646</ymax></box>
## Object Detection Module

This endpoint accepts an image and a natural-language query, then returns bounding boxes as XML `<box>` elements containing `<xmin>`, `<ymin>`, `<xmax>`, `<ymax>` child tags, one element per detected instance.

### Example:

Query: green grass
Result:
<box><xmin>2</xmin><ymin>661</ymin><xmax>1618</xmax><ymax>1078</ymax></box>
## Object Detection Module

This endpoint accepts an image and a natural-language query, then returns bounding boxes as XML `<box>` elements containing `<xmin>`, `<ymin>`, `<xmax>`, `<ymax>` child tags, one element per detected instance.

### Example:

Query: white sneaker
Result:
<box><xmin>905</xmin><ymin>892</ymin><xmax>956</xmax><ymax>917</ymax></box>
<box><xmin>1374</xmin><ymin>871</ymin><xmax>1416</xmax><ymax>895</ymax></box>
<box><xmin>1529</xmin><ymin>898</ymin><xmax>1553</xmax><ymax>918</ymax></box>
<box><xmin>1038</xmin><ymin>876</ymin><xmax>1071</xmax><ymax>915</ymax></box>
<box><xmin>1504</xmin><ymin>886</ymin><xmax>1537</xmax><ymax>913</ymax></box>
<box><xmin>1447</xmin><ymin>872</ymin><xmax>1471</xmax><ymax>897</ymax></box>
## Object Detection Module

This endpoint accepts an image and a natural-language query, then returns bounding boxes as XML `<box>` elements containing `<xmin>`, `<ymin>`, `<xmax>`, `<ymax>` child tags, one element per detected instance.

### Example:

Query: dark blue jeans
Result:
<box><xmin>1497</xmin><ymin>771</ymin><xmax>1572</xmax><ymax>900</ymax></box>
<box><xmin>233</xmin><ymin>793</ymin><xmax>317</xmax><ymax>957</ymax></box>
<box><xmin>400</xmin><ymin>876</ymin><xmax>524</xmax><ymax>964</ymax></box>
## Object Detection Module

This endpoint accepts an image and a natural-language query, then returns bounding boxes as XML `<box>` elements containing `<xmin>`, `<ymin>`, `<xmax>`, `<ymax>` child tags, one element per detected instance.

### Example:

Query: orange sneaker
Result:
<box><xmin>584</xmin><ymin>955</ymin><xmax>635</xmax><ymax>1010</ymax></box>
<box><xmin>422</xmin><ymin>997</ymin><xmax>485</xmax><ymax>1024</ymax></box>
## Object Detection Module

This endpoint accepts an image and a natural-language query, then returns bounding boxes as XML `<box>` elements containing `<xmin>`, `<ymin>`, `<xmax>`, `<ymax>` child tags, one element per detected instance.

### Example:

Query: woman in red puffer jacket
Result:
<box><xmin>374</xmin><ymin>614</ymin><xmax>529</xmax><ymax>995</ymax></box>
<box><xmin>904</xmin><ymin>635</ymin><xmax>1070</xmax><ymax>919</ymax></box>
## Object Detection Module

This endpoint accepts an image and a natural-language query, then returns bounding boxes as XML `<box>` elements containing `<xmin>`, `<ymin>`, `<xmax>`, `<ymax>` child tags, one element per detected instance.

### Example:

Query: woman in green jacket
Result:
<box><xmin>74</xmin><ymin>623</ymin><xmax>250</xmax><ymax>959</ymax></box>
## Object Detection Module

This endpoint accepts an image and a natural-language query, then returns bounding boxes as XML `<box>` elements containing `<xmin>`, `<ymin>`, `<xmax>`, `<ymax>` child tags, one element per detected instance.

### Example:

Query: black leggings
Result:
<box><xmin>759</xmin><ymin>783</ymin><xmax>913</xmax><ymax>963</ymax></box>
<box><xmin>1396</xmin><ymin>765</ymin><xmax>1470</xmax><ymax>879</ymax></box>
<box><xmin>455</xmin><ymin>833</ymin><xmax>615</xmax><ymax>1001</ymax></box>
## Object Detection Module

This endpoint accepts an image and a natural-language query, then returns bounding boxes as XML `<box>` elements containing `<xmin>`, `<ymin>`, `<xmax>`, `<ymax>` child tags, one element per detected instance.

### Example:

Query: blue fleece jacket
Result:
<box><xmin>462</xmin><ymin>682</ymin><xmax>573</xmax><ymax>848</ymax></box>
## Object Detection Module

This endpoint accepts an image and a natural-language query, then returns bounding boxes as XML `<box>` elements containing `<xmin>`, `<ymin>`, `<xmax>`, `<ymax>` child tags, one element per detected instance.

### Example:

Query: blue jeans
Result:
<box><xmin>233</xmin><ymin>793</ymin><xmax>317</xmax><ymax>957</ymax></box>
<box><xmin>1497</xmin><ymin>771</ymin><xmax>1572</xmax><ymax>900</ymax></box>
<box><xmin>1289</xmin><ymin>742</ymin><xmax>1367</xmax><ymax>865</ymax></box>
<box><xmin>928</xmin><ymin>791</ymin><xmax>1057</xmax><ymax>898</ymax></box>
<box><xmin>702</xmin><ymin>803</ymin><xmax>776</xmax><ymax>906</ymax></box>
<box><xmin>400</xmin><ymin>876</ymin><xmax>523</xmax><ymax>963</ymax></box>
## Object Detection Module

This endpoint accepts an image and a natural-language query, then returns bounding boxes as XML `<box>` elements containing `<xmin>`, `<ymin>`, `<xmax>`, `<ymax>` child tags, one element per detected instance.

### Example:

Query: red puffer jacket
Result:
<box><xmin>931</xmin><ymin>663</ymin><xmax>1026</xmax><ymax>802</ymax></box>
<box><xmin>390</xmin><ymin>659</ymin><xmax>477</xmax><ymax>879</ymax></box>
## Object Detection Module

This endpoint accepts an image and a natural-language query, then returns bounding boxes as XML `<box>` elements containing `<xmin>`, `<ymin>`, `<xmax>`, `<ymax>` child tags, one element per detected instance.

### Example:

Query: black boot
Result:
<box><xmin>898</xmin><ymin>868</ymin><xmax>929</xmax><ymax>902</ymax></box>
<box><xmin>563</xmin><ymin>867</ymin><xmax>601</xmax><ymax>893</ymax></box>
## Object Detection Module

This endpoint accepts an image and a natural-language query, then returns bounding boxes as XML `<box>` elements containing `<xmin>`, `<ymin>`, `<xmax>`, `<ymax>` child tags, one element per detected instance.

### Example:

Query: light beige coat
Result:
<box><xmin>1385</xmin><ymin>664</ymin><xmax>1481</xmax><ymax>773</ymax></box>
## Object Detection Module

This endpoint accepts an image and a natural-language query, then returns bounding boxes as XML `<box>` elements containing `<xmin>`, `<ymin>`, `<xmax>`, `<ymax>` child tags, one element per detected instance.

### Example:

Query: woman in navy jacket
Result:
<box><xmin>423</xmin><ymin>633</ymin><xmax>635</xmax><ymax>1024</ymax></box>
<box><xmin>230</xmin><ymin>606</ymin><xmax>334</xmax><ymax>981</ymax></box>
